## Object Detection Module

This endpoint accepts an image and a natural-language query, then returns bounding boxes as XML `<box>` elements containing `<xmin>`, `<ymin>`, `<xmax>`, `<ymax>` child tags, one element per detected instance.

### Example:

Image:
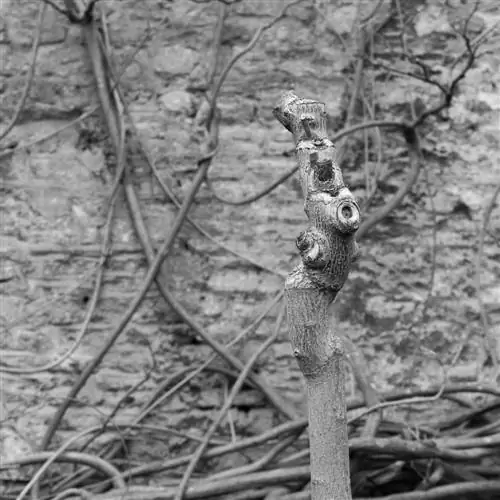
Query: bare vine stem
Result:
<box><xmin>38</xmin><ymin>0</ymin><xmax>301</xmax><ymax>468</ymax></box>
<box><xmin>16</xmin><ymin>427</ymin><xmax>126</xmax><ymax>500</ymax></box>
<box><xmin>207</xmin><ymin>0</ymin><xmax>305</xmax><ymax>123</ymax></box>
<box><xmin>475</xmin><ymin>180</ymin><xmax>500</xmax><ymax>370</ymax></box>
<box><xmin>175</xmin><ymin>302</ymin><xmax>287</xmax><ymax>500</ymax></box>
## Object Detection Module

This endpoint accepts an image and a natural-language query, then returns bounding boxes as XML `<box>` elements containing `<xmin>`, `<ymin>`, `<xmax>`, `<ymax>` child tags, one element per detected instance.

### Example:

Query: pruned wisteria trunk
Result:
<box><xmin>274</xmin><ymin>92</ymin><xmax>360</xmax><ymax>500</ymax></box>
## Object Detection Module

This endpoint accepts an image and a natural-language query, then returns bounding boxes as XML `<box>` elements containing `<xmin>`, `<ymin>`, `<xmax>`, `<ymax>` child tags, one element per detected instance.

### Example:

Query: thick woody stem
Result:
<box><xmin>274</xmin><ymin>92</ymin><xmax>360</xmax><ymax>500</ymax></box>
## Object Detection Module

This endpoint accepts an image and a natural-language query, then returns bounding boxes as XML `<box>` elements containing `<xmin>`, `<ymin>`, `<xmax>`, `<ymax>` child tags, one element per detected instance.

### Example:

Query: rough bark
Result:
<box><xmin>274</xmin><ymin>92</ymin><xmax>360</xmax><ymax>500</ymax></box>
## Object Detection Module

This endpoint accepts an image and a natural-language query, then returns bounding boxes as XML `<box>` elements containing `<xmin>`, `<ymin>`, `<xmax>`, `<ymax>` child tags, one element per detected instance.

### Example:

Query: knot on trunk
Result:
<box><xmin>274</xmin><ymin>91</ymin><xmax>360</xmax><ymax>293</ymax></box>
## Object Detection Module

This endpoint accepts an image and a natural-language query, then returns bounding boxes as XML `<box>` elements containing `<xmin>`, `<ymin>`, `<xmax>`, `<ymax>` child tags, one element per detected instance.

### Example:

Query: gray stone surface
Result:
<box><xmin>0</xmin><ymin>0</ymin><xmax>499</xmax><ymax>472</ymax></box>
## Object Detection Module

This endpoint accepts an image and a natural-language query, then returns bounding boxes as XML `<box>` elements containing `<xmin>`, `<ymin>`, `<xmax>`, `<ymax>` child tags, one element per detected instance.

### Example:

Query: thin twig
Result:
<box><xmin>56</xmin><ymin>382</ymin><xmax>500</xmax><ymax>494</ymax></box>
<box><xmin>175</xmin><ymin>302</ymin><xmax>287</xmax><ymax>500</ymax></box>
<box><xmin>0</xmin><ymin>1</ymin><xmax>172</xmax><ymax>159</ymax></box>
<box><xmin>360</xmin><ymin>0</ymin><xmax>386</xmax><ymax>26</ymax></box>
<box><xmin>204</xmin><ymin>166</ymin><xmax>297</xmax><ymax>206</ymax></box>
<box><xmin>0</xmin><ymin>169</ymin><xmax>121</xmax><ymax>375</ymax></box>
<box><xmin>39</xmin><ymin>2</ymin><xmax>296</xmax><ymax>468</ymax></box>
<box><xmin>348</xmin><ymin>380</ymin><xmax>447</xmax><ymax>427</ymax></box>
<box><xmin>98</xmin><ymin>5</ymin><xmax>284</xmax><ymax>277</ymax></box>
<box><xmin>11</xmin><ymin>430</ymin><xmax>126</xmax><ymax>500</ymax></box>
<box><xmin>98</xmin><ymin>2</ymin><xmax>295</xmax><ymax>421</ymax></box>
<box><xmin>207</xmin><ymin>0</ymin><xmax>304</xmax><ymax>123</ymax></box>
<box><xmin>475</xmin><ymin>180</ymin><xmax>500</xmax><ymax>370</ymax></box>
<box><xmin>41</xmin><ymin>0</ymin><xmax>69</xmax><ymax>16</ymax></box>
<box><xmin>208</xmin><ymin>432</ymin><xmax>300</xmax><ymax>481</ymax></box>
<box><xmin>77</xmin><ymin>364</ymin><xmax>154</xmax><ymax>454</ymax></box>
<box><xmin>52</xmin><ymin>487</ymin><xmax>93</xmax><ymax>500</ymax></box>
<box><xmin>356</xmin><ymin>126</ymin><xmax>422</xmax><ymax>240</ymax></box>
